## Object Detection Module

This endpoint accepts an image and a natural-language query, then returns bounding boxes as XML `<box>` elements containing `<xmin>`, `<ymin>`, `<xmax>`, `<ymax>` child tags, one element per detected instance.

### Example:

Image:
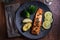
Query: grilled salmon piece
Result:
<box><xmin>32</xmin><ymin>8</ymin><xmax>43</xmax><ymax>35</ymax></box>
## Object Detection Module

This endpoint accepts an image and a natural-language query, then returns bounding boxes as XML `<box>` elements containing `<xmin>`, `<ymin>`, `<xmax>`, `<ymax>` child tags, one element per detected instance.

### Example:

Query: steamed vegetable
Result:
<box><xmin>20</xmin><ymin>5</ymin><xmax>38</xmax><ymax>18</ymax></box>
<box><xmin>23</xmin><ymin>23</ymin><xmax>32</xmax><ymax>31</ymax></box>
<box><xmin>20</xmin><ymin>10</ymin><xmax>30</xmax><ymax>18</ymax></box>
<box><xmin>28</xmin><ymin>5</ymin><xmax>38</xmax><ymax>14</ymax></box>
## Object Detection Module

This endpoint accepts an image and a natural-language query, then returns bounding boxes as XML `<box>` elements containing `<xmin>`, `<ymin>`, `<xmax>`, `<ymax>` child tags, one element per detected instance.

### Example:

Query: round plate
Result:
<box><xmin>15</xmin><ymin>1</ymin><xmax>52</xmax><ymax>39</ymax></box>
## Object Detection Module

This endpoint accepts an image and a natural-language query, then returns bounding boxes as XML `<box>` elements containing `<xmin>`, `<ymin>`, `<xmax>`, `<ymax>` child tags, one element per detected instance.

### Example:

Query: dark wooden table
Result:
<box><xmin>0</xmin><ymin>0</ymin><xmax>60</xmax><ymax>40</ymax></box>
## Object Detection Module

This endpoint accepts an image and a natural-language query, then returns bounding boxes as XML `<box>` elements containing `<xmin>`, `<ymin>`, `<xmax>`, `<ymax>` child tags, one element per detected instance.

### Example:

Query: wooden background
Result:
<box><xmin>0</xmin><ymin>0</ymin><xmax>60</xmax><ymax>40</ymax></box>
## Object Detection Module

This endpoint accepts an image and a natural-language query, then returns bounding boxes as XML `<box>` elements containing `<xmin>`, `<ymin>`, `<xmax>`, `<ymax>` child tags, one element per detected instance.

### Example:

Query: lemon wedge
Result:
<box><xmin>23</xmin><ymin>23</ymin><xmax>32</xmax><ymax>31</ymax></box>
<box><xmin>23</xmin><ymin>18</ymin><xmax>32</xmax><ymax>23</ymax></box>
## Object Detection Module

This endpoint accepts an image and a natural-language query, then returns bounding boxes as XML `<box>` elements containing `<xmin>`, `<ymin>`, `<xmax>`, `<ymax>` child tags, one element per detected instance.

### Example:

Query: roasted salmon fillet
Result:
<box><xmin>32</xmin><ymin>8</ymin><xmax>43</xmax><ymax>35</ymax></box>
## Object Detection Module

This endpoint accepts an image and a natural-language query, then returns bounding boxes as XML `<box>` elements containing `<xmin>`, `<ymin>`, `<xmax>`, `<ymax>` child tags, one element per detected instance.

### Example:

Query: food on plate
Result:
<box><xmin>28</xmin><ymin>5</ymin><xmax>38</xmax><ymax>14</ymax></box>
<box><xmin>31</xmin><ymin>8</ymin><xmax>43</xmax><ymax>35</ymax></box>
<box><xmin>44</xmin><ymin>11</ymin><xmax>53</xmax><ymax>23</ymax></box>
<box><xmin>22</xmin><ymin>18</ymin><xmax>32</xmax><ymax>31</ymax></box>
<box><xmin>20</xmin><ymin>4</ymin><xmax>53</xmax><ymax>34</ymax></box>
<box><xmin>20</xmin><ymin>10</ymin><xmax>30</xmax><ymax>18</ymax></box>
<box><xmin>23</xmin><ymin>18</ymin><xmax>32</xmax><ymax>23</ymax></box>
<box><xmin>42</xmin><ymin>11</ymin><xmax>53</xmax><ymax>29</ymax></box>
<box><xmin>45</xmin><ymin>18</ymin><xmax>53</xmax><ymax>23</ymax></box>
<box><xmin>45</xmin><ymin>11</ymin><xmax>52</xmax><ymax>18</ymax></box>
<box><xmin>42</xmin><ymin>21</ymin><xmax>51</xmax><ymax>29</ymax></box>
<box><xmin>20</xmin><ymin>5</ymin><xmax>38</xmax><ymax>18</ymax></box>
<box><xmin>23</xmin><ymin>23</ymin><xmax>32</xmax><ymax>31</ymax></box>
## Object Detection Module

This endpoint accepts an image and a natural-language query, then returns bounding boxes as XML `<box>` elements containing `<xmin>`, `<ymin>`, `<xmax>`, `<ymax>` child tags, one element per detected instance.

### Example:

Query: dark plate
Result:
<box><xmin>15</xmin><ymin>1</ymin><xmax>52</xmax><ymax>39</ymax></box>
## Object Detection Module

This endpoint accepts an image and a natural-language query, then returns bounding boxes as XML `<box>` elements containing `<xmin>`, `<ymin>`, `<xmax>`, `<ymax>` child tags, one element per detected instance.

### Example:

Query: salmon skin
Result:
<box><xmin>32</xmin><ymin>8</ymin><xmax>43</xmax><ymax>35</ymax></box>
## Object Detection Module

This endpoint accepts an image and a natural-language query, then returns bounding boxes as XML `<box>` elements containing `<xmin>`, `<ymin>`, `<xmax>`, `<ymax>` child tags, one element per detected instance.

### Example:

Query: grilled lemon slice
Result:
<box><xmin>45</xmin><ymin>11</ymin><xmax>52</xmax><ymax>18</ymax></box>
<box><xmin>44</xmin><ymin>11</ymin><xmax>53</xmax><ymax>23</ymax></box>
<box><xmin>45</xmin><ymin>18</ymin><xmax>53</xmax><ymax>23</ymax></box>
<box><xmin>43</xmin><ymin>21</ymin><xmax>51</xmax><ymax>29</ymax></box>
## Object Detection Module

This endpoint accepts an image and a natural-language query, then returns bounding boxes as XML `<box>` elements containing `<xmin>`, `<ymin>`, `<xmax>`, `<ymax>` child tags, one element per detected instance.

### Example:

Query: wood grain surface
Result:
<box><xmin>0</xmin><ymin>0</ymin><xmax>60</xmax><ymax>40</ymax></box>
